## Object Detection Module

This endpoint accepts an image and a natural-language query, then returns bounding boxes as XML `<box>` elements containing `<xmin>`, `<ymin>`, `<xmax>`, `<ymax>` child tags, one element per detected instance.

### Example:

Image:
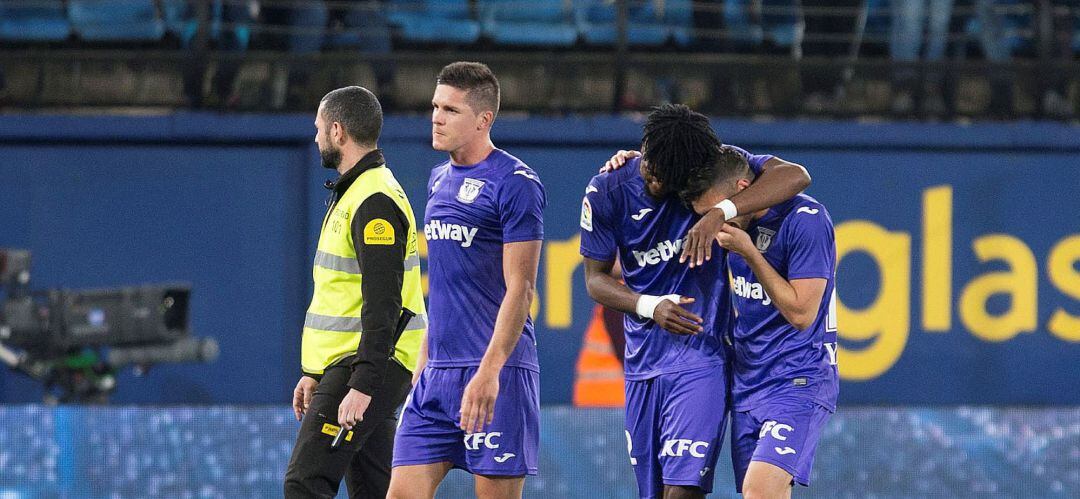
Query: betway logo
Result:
<box><xmin>732</xmin><ymin>275</ymin><xmax>772</xmax><ymax>306</ymax></box>
<box><xmin>661</xmin><ymin>439</ymin><xmax>709</xmax><ymax>458</ymax></box>
<box><xmin>424</xmin><ymin>220</ymin><xmax>478</xmax><ymax>248</ymax></box>
<box><xmin>632</xmin><ymin>239</ymin><xmax>683</xmax><ymax>267</ymax></box>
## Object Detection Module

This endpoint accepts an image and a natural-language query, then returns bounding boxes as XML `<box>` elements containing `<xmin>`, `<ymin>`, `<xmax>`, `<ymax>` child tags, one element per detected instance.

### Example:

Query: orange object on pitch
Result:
<box><xmin>572</xmin><ymin>305</ymin><xmax>626</xmax><ymax>407</ymax></box>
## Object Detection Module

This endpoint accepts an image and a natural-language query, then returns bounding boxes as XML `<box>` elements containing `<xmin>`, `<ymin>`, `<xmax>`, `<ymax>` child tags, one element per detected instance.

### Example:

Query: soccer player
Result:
<box><xmin>690</xmin><ymin>148</ymin><xmax>839</xmax><ymax>499</ymax></box>
<box><xmin>388</xmin><ymin>62</ymin><xmax>545</xmax><ymax>499</ymax></box>
<box><xmin>581</xmin><ymin>104</ymin><xmax>810</xmax><ymax>499</ymax></box>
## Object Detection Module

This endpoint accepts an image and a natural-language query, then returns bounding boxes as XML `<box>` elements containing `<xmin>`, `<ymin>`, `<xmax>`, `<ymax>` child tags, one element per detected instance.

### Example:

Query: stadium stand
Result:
<box><xmin>387</xmin><ymin>0</ymin><xmax>482</xmax><ymax>44</ymax></box>
<box><xmin>0</xmin><ymin>0</ymin><xmax>71</xmax><ymax>42</ymax></box>
<box><xmin>482</xmin><ymin>0</ymin><xmax>579</xmax><ymax>47</ymax></box>
<box><xmin>68</xmin><ymin>0</ymin><xmax>165</xmax><ymax>42</ymax></box>
<box><xmin>0</xmin><ymin>1</ymin><xmax>1077</xmax><ymax>116</ymax></box>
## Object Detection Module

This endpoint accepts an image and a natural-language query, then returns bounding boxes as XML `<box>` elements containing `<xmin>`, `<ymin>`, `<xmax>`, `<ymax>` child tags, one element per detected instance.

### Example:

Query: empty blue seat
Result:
<box><xmin>387</xmin><ymin>0</ymin><xmax>480</xmax><ymax>44</ymax></box>
<box><xmin>663</xmin><ymin>0</ymin><xmax>693</xmax><ymax>46</ymax></box>
<box><xmin>724</xmin><ymin>0</ymin><xmax>801</xmax><ymax>49</ymax></box>
<box><xmin>0</xmin><ymin>0</ymin><xmax>71</xmax><ymax>42</ymax></box>
<box><xmin>69</xmin><ymin>0</ymin><xmax>164</xmax><ymax>42</ymax></box>
<box><xmin>723</xmin><ymin>0</ymin><xmax>764</xmax><ymax>47</ymax></box>
<box><xmin>481</xmin><ymin>0</ymin><xmax>578</xmax><ymax>46</ymax></box>
<box><xmin>761</xmin><ymin>0</ymin><xmax>801</xmax><ymax>48</ymax></box>
<box><xmin>964</xmin><ymin>0</ymin><xmax>1035</xmax><ymax>58</ymax></box>
<box><xmin>325</xmin><ymin>2</ymin><xmax>393</xmax><ymax>52</ymax></box>
<box><xmin>159</xmin><ymin>1</ymin><xmax>250</xmax><ymax>49</ymax></box>
<box><xmin>160</xmin><ymin>0</ymin><xmax>196</xmax><ymax>45</ymax></box>
<box><xmin>283</xmin><ymin>1</ymin><xmax>328</xmax><ymax>52</ymax></box>
<box><xmin>578</xmin><ymin>0</ymin><xmax>678</xmax><ymax>46</ymax></box>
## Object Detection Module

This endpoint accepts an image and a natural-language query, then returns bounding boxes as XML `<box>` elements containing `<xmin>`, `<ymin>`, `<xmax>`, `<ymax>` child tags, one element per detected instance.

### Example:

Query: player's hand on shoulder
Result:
<box><xmin>716</xmin><ymin>223</ymin><xmax>755</xmax><ymax>257</ymax></box>
<box><xmin>680</xmin><ymin>210</ymin><xmax>726</xmax><ymax>268</ymax></box>
<box><xmin>653</xmin><ymin>296</ymin><xmax>704</xmax><ymax>335</ymax></box>
<box><xmin>600</xmin><ymin>149</ymin><xmax>641</xmax><ymax>173</ymax></box>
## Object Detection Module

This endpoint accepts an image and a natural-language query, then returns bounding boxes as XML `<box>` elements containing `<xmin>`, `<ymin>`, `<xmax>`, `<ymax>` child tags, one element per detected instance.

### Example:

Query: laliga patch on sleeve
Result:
<box><xmin>580</xmin><ymin>197</ymin><xmax>593</xmax><ymax>232</ymax></box>
<box><xmin>364</xmin><ymin>218</ymin><xmax>396</xmax><ymax>245</ymax></box>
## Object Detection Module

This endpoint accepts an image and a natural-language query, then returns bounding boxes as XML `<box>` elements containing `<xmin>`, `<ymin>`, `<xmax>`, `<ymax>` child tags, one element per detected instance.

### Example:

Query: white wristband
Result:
<box><xmin>635</xmin><ymin>294</ymin><xmax>681</xmax><ymax>319</ymax></box>
<box><xmin>714</xmin><ymin>199</ymin><xmax>738</xmax><ymax>221</ymax></box>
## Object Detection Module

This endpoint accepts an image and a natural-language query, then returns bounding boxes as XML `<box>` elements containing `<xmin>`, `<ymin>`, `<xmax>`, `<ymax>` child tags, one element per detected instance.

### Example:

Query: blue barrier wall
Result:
<box><xmin>0</xmin><ymin>405</ymin><xmax>1076</xmax><ymax>498</ymax></box>
<box><xmin>1</xmin><ymin>114</ymin><xmax>1078</xmax><ymax>405</ymax></box>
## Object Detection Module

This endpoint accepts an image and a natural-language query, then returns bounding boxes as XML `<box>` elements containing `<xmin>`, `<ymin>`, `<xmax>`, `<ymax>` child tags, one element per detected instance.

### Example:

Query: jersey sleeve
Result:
<box><xmin>782</xmin><ymin>204</ymin><xmax>835</xmax><ymax>280</ymax></box>
<box><xmin>726</xmin><ymin>144</ymin><xmax>775</xmax><ymax>176</ymax></box>
<box><xmin>579</xmin><ymin>177</ymin><xmax>618</xmax><ymax>261</ymax></box>
<box><xmin>498</xmin><ymin>168</ymin><xmax>546</xmax><ymax>243</ymax></box>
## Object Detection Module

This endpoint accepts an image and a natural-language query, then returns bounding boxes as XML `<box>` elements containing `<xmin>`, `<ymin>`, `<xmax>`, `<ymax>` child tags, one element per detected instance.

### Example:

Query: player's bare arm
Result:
<box><xmin>583</xmin><ymin>258</ymin><xmax>703</xmax><ymax>336</ymax></box>
<box><xmin>412</xmin><ymin>332</ymin><xmax>428</xmax><ymax>386</ymax></box>
<box><xmin>716</xmin><ymin>224</ymin><xmax>826</xmax><ymax>330</ymax></box>
<box><xmin>680</xmin><ymin>157</ymin><xmax>810</xmax><ymax>268</ymax></box>
<box><xmin>459</xmin><ymin>240</ymin><xmax>541</xmax><ymax>434</ymax></box>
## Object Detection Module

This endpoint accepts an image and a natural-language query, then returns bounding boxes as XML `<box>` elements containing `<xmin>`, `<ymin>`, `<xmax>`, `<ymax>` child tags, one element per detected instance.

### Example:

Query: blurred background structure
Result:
<box><xmin>1</xmin><ymin>1</ymin><xmax>1078</xmax><ymax>498</ymax></box>
<box><xmin>0</xmin><ymin>0</ymin><xmax>1077</xmax><ymax>118</ymax></box>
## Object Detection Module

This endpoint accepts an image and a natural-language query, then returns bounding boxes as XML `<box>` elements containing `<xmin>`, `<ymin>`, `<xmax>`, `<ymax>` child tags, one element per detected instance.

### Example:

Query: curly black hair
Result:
<box><xmin>640</xmin><ymin>104</ymin><xmax>722</xmax><ymax>201</ymax></box>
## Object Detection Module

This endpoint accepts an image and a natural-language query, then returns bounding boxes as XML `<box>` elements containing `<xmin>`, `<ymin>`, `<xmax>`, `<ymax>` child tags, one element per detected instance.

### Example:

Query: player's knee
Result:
<box><xmin>386</xmin><ymin>484</ymin><xmax>417</xmax><ymax>499</ymax></box>
<box><xmin>662</xmin><ymin>484</ymin><xmax>705</xmax><ymax>499</ymax></box>
<box><xmin>386</xmin><ymin>477</ymin><xmax>419</xmax><ymax>499</ymax></box>
<box><xmin>741</xmin><ymin>481</ymin><xmax>787</xmax><ymax>499</ymax></box>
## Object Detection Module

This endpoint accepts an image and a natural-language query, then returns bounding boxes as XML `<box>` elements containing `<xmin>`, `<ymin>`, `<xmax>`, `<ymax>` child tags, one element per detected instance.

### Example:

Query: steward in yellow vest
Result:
<box><xmin>301</xmin><ymin>148</ymin><xmax>426</xmax><ymax>392</ymax></box>
<box><xmin>285</xmin><ymin>86</ymin><xmax>424</xmax><ymax>499</ymax></box>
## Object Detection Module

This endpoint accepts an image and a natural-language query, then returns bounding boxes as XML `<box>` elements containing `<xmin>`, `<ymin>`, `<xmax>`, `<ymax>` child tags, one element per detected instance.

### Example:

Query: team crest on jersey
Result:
<box><xmin>755</xmin><ymin>227</ymin><xmax>776</xmax><ymax>252</ymax></box>
<box><xmin>457</xmin><ymin>178</ymin><xmax>485</xmax><ymax>203</ymax></box>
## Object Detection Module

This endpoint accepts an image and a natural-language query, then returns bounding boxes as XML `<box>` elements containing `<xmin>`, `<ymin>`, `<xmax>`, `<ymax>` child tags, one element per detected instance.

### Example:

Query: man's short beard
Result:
<box><xmin>320</xmin><ymin>144</ymin><xmax>342</xmax><ymax>170</ymax></box>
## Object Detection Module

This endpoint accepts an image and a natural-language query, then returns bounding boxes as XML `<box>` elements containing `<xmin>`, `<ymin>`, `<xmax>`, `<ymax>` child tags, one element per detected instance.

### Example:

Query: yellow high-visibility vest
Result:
<box><xmin>301</xmin><ymin>165</ymin><xmax>425</xmax><ymax>375</ymax></box>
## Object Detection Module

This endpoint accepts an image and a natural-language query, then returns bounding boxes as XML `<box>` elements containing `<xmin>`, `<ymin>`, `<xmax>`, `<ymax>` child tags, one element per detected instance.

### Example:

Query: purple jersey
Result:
<box><xmin>579</xmin><ymin>147</ymin><xmax>772</xmax><ymax>380</ymax></box>
<box><xmin>728</xmin><ymin>194</ymin><xmax>839</xmax><ymax>411</ymax></box>
<box><xmin>423</xmin><ymin>149</ymin><xmax>546</xmax><ymax>372</ymax></box>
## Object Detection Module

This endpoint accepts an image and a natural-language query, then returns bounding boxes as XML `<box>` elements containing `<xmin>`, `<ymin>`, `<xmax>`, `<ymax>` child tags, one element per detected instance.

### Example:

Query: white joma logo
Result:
<box><xmin>424</xmin><ymin>220</ymin><xmax>478</xmax><ymax>248</ymax></box>
<box><xmin>632</xmin><ymin>239</ymin><xmax>683</xmax><ymax>267</ymax></box>
<box><xmin>775</xmin><ymin>447</ymin><xmax>797</xmax><ymax>455</ymax></box>
<box><xmin>797</xmin><ymin>206</ymin><xmax>819</xmax><ymax>215</ymax></box>
<box><xmin>494</xmin><ymin>453</ymin><xmax>515</xmax><ymax>463</ymax></box>
<box><xmin>631</xmin><ymin>208</ymin><xmax>653</xmax><ymax>221</ymax></box>
<box><xmin>513</xmin><ymin>170</ymin><xmax>540</xmax><ymax>182</ymax></box>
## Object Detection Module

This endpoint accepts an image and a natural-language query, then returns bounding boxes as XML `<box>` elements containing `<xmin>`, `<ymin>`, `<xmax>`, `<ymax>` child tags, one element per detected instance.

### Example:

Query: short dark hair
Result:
<box><xmin>320</xmin><ymin>86</ymin><xmax>382</xmax><ymax>146</ymax></box>
<box><xmin>640</xmin><ymin>103</ymin><xmax>722</xmax><ymax>199</ymax></box>
<box><xmin>680</xmin><ymin>146</ymin><xmax>752</xmax><ymax>205</ymax></box>
<box><xmin>436</xmin><ymin>61</ymin><xmax>500</xmax><ymax>117</ymax></box>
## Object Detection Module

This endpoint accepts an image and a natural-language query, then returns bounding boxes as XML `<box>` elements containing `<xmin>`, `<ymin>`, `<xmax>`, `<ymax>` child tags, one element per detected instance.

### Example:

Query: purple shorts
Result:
<box><xmin>392</xmin><ymin>366</ymin><xmax>539</xmax><ymax>476</ymax></box>
<box><xmin>730</xmin><ymin>396</ymin><xmax>833</xmax><ymax>491</ymax></box>
<box><xmin>624</xmin><ymin>363</ymin><xmax>729</xmax><ymax>498</ymax></box>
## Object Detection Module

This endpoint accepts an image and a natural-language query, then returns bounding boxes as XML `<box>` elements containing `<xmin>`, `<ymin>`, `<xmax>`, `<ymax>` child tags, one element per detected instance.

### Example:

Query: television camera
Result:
<box><xmin>0</xmin><ymin>248</ymin><xmax>218</xmax><ymax>403</ymax></box>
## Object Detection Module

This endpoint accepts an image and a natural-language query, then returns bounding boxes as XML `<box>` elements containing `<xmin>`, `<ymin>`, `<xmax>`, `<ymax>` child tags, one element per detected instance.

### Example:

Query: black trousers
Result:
<box><xmin>284</xmin><ymin>360</ymin><xmax>412</xmax><ymax>499</ymax></box>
